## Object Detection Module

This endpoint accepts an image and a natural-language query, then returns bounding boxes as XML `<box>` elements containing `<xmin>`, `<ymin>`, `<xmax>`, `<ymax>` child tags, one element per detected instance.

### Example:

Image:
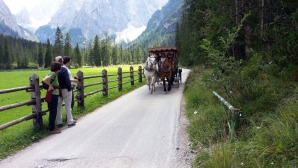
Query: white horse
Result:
<box><xmin>144</xmin><ymin>56</ymin><xmax>158</xmax><ymax>94</ymax></box>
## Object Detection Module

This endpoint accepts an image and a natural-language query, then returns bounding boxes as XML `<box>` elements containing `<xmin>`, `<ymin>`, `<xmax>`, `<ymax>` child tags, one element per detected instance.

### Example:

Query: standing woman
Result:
<box><xmin>42</xmin><ymin>62</ymin><xmax>62</xmax><ymax>134</ymax></box>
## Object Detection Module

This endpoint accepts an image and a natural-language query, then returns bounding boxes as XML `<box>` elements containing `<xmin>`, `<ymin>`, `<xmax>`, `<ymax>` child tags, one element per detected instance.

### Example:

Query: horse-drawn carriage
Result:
<box><xmin>144</xmin><ymin>46</ymin><xmax>182</xmax><ymax>94</ymax></box>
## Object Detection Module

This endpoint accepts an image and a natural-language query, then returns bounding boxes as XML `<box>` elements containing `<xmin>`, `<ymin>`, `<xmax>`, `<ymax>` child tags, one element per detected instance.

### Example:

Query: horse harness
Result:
<box><xmin>160</xmin><ymin>58</ymin><xmax>172</xmax><ymax>73</ymax></box>
<box><xmin>145</xmin><ymin>60</ymin><xmax>156</xmax><ymax>72</ymax></box>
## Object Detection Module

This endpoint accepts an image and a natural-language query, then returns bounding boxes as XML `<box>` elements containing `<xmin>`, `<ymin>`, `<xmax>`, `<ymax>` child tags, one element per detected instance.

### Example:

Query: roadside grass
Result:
<box><xmin>0</xmin><ymin>65</ymin><xmax>145</xmax><ymax>160</ymax></box>
<box><xmin>184</xmin><ymin>67</ymin><xmax>229</xmax><ymax>147</ymax></box>
<box><xmin>184</xmin><ymin>66</ymin><xmax>297</xmax><ymax>168</ymax></box>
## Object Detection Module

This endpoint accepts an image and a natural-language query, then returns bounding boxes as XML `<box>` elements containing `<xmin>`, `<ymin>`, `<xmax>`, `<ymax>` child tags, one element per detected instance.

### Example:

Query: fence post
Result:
<box><xmin>29</xmin><ymin>74</ymin><xmax>43</xmax><ymax>129</ymax></box>
<box><xmin>118</xmin><ymin>67</ymin><xmax>122</xmax><ymax>91</ymax></box>
<box><xmin>102</xmin><ymin>69</ymin><xmax>108</xmax><ymax>96</ymax></box>
<box><xmin>233</xmin><ymin>109</ymin><xmax>240</xmax><ymax>130</ymax></box>
<box><xmin>130</xmin><ymin>66</ymin><xmax>134</xmax><ymax>86</ymax></box>
<box><xmin>212</xmin><ymin>91</ymin><xmax>240</xmax><ymax>143</ymax></box>
<box><xmin>76</xmin><ymin>70</ymin><xmax>84</xmax><ymax>107</ymax></box>
<box><xmin>138</xmin><ymin>66</ymin><xmax>142</xmax><ymax>83</ymax></box>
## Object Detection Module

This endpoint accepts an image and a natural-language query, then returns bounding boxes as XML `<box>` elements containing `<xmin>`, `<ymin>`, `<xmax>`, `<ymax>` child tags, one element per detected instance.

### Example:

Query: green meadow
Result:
<box><xmin>0</xmin><ymin>65</ymin><xmax>145</xmax><ymax>159</ymax></box>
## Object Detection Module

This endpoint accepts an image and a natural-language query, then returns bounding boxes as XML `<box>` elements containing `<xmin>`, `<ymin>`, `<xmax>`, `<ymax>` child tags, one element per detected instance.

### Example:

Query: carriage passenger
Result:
<box><xmin>160</xmin><ymin>53</ymin><xmax>166</xmax><ymax>63</ymax></box>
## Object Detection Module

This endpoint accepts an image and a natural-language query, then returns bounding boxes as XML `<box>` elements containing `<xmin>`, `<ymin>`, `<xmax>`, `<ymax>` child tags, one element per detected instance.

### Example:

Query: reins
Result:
<box><xmin>160</xmin><ymin>58</ymin><xmax>172</xmax><ymax>73</ymax></box>
<box><xmin>145</xmin><ymin>57</ymin><xmax>157</xmax><ymax>72</ymax></box>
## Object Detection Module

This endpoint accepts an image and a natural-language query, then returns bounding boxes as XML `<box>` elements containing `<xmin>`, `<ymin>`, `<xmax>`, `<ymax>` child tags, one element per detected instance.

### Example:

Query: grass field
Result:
<box><xmin>0</xmin><ymin>65</ymin><xmax>145</xmax><ymax>159</ymax></box>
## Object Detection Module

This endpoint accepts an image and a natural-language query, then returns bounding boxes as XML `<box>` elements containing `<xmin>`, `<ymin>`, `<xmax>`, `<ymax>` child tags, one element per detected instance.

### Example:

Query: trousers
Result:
<box><xmin>57</xmin><ymin>89</ymin><xmax>74</xmax><ymax>125</ymax></box>
<box><xmin>48</xmin><ymin>94</ymin><xmax>58</xmax><ymax>131</ymax></box>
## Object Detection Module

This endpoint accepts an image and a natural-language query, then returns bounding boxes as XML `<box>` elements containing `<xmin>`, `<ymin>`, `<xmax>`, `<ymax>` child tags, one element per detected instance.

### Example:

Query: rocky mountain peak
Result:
<box><xmin>16</xmin><ymin>8</ymin><xmax>31</xmax><ymax>26</ymax></box>
<box><xmin>0</xmin><ymin>0</ymin><xmax>24</xmax><ymax>36</ymax></box>
<box><xmin>47</xmin><ymin>0</ymin><xmax>168</xmax><ymax>42</ymax></box>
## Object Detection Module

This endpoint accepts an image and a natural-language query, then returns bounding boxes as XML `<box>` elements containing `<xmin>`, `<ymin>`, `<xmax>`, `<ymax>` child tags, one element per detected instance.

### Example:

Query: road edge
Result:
<box><xmin>175</xmin><ymin>95</ymin><xmax>196</xmax><ymax>167</ymax></box>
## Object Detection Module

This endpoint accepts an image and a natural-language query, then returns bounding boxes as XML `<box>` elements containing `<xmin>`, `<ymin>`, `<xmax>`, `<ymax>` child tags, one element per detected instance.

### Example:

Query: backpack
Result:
<box><xmin>41</xmin><ymin>75</ymin><xmax>56</xmax><ymax>90</ymax></box>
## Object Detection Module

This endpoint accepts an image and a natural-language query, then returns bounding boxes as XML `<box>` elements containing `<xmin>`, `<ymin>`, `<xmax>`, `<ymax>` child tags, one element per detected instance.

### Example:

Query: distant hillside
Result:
<box><xmin>35</xmin><ymin>25</ymin><xmax>89</xmax><ymax>47</ymax></box>
<box><xmin>0</xmin><ymin>21</ymin><xmax>18</xmax><ymax>37</ymax></box>
<box><xmin>128</xmin><ymin>0</ymin><xmax>183</xmax><ymax>49</ymax></box>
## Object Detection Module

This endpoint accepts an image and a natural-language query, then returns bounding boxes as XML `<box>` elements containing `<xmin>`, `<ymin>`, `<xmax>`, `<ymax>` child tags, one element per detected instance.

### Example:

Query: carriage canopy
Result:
<box><xmin>147</xmin><ymin>46</ymin><xmax>180</xmax><ymax>55</ymax></box>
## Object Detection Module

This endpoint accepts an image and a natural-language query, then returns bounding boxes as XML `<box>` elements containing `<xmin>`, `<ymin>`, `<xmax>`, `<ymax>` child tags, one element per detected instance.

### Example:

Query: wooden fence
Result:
<box><xmin>0</xmin><ymin>66</ymin><xmax>144</xmax><ymax>130</ymax></box>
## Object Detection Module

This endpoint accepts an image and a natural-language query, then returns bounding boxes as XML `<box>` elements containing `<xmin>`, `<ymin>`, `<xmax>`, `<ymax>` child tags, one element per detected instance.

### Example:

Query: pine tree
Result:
<box><xmin>122</xmin><ymin>47</ymin><xmax>128</xmax><ymax>64</ymax></box>
<box><xmin>112</xmin><ymin>38</ymin><xmax>118</xmax><ymax>65</ymax></box>
<box><xmin>93</xmin><ymin>35</ymin><xmax>101</xmax><ymax>66</ymax></box>
<box><xmin>132</xmin><ymin>46</ymin><xmax>137</xmax><ymax>64</ymax></box>
<box><xmin>44</xmin><ymin>39</ymin><xmax>52</xmax><ymax>68</ymax></box>
<box><xmin>64</xmin><ymin>33</ymin><xmax>72</xmax><ymax>56</ymax></box>
<box><xmin>123</xmin><ymin>48</ymin><xmax>131</xmax><ymax>64</ymax></box>
<box><xmin>101</xmin><ymin>33</ymin><xmax>111</xmax><ymax>66</ymax></box>
<box><xmin>22</xmin><ymin>55</ymin><xmax>29</xmax><ymax>68</ymax></box>
<box><xmin>153</xmin><ymin>37</ymin><xmax>160</xmax><ymax>47</ymax></box>
<box><xmin>81</xmin><ymin>48</ymin><xmax>87</xmax><ymax>66</ymax></box>
<box><xmin>54</xmin><ymin>27</ymin><xmax>64</xmax><ymax>56</ymax></box>
<box><xmin>38</xmin><ymin>42</ymin><xmax>43</xmax><ymax>67</ymax></box>
<box><xmin>0</xmin><ymin>44</ymin><xmax>3</xmax><ymax>68</ymax></box>
<box><xmin>118</xmin><ymin>43</ymin><xmax>123</xmax><ymax>64</ymax></box>
<box><xmin>88</xmin><ymin>41</ymin><xmax>94</xmax><ymax>66</ymax></box>
<box><xmin>3</xmin><ymin>38</ymin><xmax>11</xmax><ymax>69</ymax></box>
<box><xmin>137</xmin><ymin>45</ymin><xmax>144</xmax><ymax>63</ymax></box>
<box><xmin>175</xmin><ymin>22</ymin><xmax>180</xmax><ymax>49</ymax></box>
<box><xmin>74</xmin><ymin>43</ymin><xmax>83</xmax><ymax>67</ymax></box>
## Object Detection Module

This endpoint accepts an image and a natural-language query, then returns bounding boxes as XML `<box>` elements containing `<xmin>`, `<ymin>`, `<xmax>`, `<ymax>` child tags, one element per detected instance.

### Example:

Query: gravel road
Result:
<box><xmin>0</xmin><ymin>69</ymin><xmax>193</xmax><ymax>168</ymax></box>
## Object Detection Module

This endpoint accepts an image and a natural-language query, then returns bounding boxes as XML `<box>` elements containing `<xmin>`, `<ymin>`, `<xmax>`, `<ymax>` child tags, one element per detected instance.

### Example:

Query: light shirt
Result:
<box><xmin>63</xmin><ymin>66</ymin><xmax>74</xmax><ymax>87</ymax></box>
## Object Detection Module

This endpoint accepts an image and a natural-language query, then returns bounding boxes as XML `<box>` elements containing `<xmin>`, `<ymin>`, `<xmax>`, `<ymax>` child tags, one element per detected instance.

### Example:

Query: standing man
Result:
<box><xmin>55</xmin><ymin>56</ymin><xmax>76</xmax><ymax>128</ymax></box>
<box><xmin>63</xmin><ymin>56</ymin><xmax>78</xmax><ymax>112</ymax></box>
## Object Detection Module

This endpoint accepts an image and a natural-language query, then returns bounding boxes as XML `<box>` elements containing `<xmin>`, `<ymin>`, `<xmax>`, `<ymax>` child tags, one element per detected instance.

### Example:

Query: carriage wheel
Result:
<box><xmin>177</xmin><ymin>72</ymin><xmax>180</xmax><ymax>87</ymax></box>
<box><xmin>179</xmin><ymin>68</ymin><xmax>182</xmax><ymax>82</ymax></box>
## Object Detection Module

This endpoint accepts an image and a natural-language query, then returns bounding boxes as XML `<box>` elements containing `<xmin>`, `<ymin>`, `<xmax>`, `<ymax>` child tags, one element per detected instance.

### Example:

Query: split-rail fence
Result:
<box><xmin>0</xmin><ymin>66</ymin><xmax>144</xmax><ymax>130</ymax></box>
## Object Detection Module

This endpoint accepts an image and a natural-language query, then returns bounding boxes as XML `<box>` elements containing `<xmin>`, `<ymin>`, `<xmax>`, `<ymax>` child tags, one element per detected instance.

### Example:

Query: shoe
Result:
<box><xmin>68</xmin><ymin>123</ymin><xmax>76</xmax><ymax>127</ymax></box>
<box><xmin>57</xmin><ymin>124</ymin><xmax>64</xmax><ymax>128</ymax></box>
<box><xmin>50</xmin><ymin>129</ymin><xmax>61</xmax><ymax>134</ymax></box>
<box><xmin>73</xmin><ymin>117</ymin><xmax>77</xmax><ymax>121</ymax></box>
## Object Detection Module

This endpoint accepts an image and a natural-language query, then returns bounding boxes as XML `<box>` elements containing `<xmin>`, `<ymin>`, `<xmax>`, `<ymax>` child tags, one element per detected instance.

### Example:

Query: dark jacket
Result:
<box><xmin>58</xmin><ymin>66</ymin><xmax>72</xmax><ymax>91</ymax></box>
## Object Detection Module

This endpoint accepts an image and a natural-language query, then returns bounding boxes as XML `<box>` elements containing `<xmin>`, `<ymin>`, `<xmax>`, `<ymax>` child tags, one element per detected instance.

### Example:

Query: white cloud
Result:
<box><xmin>116</xmin><ymin>24</ymin><xmax>146</xmax><ymax>43</ymax></box>
<box><xmin>3</xmin><ymin>0</ymin><xmax>36</xmax><ymax>14</ymax></box>
<box><xmin>30</xmin><ymin>17</ymin><xmax>51</xmax><ymax>29</ymax></box>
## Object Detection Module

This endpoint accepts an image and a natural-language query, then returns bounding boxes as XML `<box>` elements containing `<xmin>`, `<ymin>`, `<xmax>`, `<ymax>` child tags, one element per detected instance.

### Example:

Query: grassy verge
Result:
<box><xmin>0</xmin><ymin>65</ymin><xmax>145</xmax><ymax>160</ymax></box>
<box><xmin>184</xmin><ymin>67</ymin><xmax>297</xmax><ymax>167</ymax></box>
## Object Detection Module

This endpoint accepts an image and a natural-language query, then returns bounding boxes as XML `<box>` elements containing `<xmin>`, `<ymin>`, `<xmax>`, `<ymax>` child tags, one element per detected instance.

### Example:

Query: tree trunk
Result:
<box><xmin>233</xmin><ymin>0</ymin><xmax>246</xmax><ymax>60</ymax></box>
<box><xmin>260</xmin><ymin>0</ymin><xmax>265</xmax><ymax>37</ymax></box>
<box><xmin>244</xmin><ymin>1</ymin><xmax>253</xmax><ymax>55</ymax></box>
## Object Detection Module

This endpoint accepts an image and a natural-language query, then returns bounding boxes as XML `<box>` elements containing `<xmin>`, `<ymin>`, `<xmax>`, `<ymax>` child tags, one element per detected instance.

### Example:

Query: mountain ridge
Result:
<box><xmin>128</xmin><ymin>0</ymin><xmax>183</xmax><ymax>49</ymax></box>
<box><xmin>35</xmin><ymin>0</ymin><xmax>168</xmax><ymax>46</ymax></box>
<box><xmin>0</xmin><ymin>0</ymin><xmax>37</xmax><ymax>41</ymax></box>
<box><xmin>0</xmin><ymin>0</ymin><xmax>24</xmax><ymax>37</ymax></box>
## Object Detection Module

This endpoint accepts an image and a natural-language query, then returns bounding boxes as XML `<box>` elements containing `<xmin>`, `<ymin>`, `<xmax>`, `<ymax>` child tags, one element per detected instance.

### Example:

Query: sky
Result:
<box><xmin>3</xmin><ymin>0</ymin><xmax>37</xmax><ymax>14</ymax></box>
<box><xmin>3</xmin><ymin>0</ymin><xmax>64</xmax><ymax>29</ymax></box>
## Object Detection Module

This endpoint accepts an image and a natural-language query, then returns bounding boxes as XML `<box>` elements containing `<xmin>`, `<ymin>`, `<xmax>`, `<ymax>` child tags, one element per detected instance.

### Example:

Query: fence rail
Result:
<box><xmin>213</xmin><ymin>91</ymin><xmax>241</xmax><ymax>142</ymax></box>
<box><xmin>0</xmin><ymin>86</ymin><xmax>34</xmax><ymax>94</ymax></box>
<box><xmin>0</xmin><ymin>66</ymin><xmax>144</xmax><ymax>131</ymax></box>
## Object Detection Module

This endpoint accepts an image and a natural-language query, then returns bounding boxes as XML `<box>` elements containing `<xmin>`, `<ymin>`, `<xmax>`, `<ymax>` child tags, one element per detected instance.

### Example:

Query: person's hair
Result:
<box><xmin>63</xmin><ymin>56</ymin><xmax>71</xmax><ymax>65</ymax></box>
<box><xmin>55</xmin><ymin>56</ymin><xmax>63</xmax><ymax>64</ymax></box>
<box><xmin>50</xmin><ymin>62</ymin><xmax>62</xmax><ymax>72</ymax></box>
